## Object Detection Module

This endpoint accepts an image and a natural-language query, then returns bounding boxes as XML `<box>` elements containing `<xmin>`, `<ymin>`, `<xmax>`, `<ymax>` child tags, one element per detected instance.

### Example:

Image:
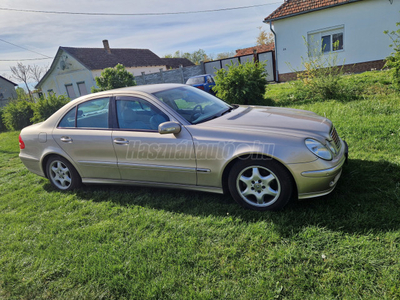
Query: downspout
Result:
<box><xmin>264</xmin><ymin>19</ymin><xmax>279</xmax><ymax>82</ymax></box>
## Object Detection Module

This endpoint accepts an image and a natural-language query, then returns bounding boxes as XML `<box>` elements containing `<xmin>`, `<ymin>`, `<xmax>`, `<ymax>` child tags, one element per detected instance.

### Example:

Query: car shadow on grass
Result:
<box><xmin>67</xmin><ymin>158</ymin><xmax>400</xmax><ymax>236</ymax></box>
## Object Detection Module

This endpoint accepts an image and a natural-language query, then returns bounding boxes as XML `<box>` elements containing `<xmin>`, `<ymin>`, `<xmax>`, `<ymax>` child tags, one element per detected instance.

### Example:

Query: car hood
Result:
<box><xmin>204</xmin><ymin>106</ymin><xmax>332</xmax><ymax>138</ymax></box>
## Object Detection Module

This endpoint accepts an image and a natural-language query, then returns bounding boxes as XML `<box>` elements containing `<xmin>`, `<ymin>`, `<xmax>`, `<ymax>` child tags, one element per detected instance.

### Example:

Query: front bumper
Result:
<box><xmin>289</xmin><ymin>140</ymin><xmax>348</xmax><ymax>200</ymax></box>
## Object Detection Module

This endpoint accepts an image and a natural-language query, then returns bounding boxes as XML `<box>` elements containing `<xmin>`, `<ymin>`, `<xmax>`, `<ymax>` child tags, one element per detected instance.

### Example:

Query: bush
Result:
<box><xmin>213</xmin><ymin>61</ymin><xmax>268</xmax><ymax>105</ymax></box>
<box><xmin>92</xmin><ymin>63</ymin><xmax>136</xmax><ymax>93</ymax></box>
<box><xmin>384</xmin><ymin>22</ymin><xmax>400</xmax><ymax>91</ymax></box>
<box><xmin>31</xmin><ymin>94</ymin><xmax>70</xmax><ymax>123</ymax></box>
<box><xmin>2</xmin><ymin>100</ymin><xmax>34</xmax><ymax>130</ymax></box>
<box><xmin>290</xmin><ymin>37</ymin><xmax>363</xmax><ymax>102</ymax></box>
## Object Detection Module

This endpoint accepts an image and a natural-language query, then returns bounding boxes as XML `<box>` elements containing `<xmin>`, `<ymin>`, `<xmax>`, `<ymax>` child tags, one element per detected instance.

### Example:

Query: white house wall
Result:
<box><xmin>273</xmin><ymin>0</ymin><xmax>400</xmax><ymax>75</ymax></box>
<box><xmin>41</xmin><ymin>51</ymin><xmax>94</xmax><ymax>99</ymax></box>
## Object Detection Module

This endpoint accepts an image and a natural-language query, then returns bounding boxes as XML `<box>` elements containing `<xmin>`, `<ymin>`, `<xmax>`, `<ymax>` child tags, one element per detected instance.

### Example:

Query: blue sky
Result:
<box><xmin>0</xmin><ymin>0</ymin><xmax>283</xmax><ymax>86</ymax></box>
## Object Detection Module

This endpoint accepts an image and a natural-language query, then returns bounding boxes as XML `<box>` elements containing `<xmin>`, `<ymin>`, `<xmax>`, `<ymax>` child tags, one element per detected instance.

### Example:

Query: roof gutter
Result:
<box><xmin>264</xmin><ymin>20</ymin><xmax>279</xmax><ymax>82</ymax></box>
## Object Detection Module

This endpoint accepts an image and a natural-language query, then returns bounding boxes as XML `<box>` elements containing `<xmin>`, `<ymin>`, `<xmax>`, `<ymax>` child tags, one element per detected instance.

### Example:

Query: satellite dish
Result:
<box><xmin>60</xmin><ymin>60</ymin><xmax>66</xmax><ymax>70</ymax></box>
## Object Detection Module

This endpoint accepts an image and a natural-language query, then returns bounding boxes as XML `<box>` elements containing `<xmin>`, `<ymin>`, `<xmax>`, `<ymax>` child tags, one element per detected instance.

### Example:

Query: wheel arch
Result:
<box><xmin>221</xmin><ymin>153</ymin><xmax>298</xmax><ymax>198</ymax></box>
<box><xmin>41</xmin><ymin>152</ymin><xmax>79</xmax><ymax>179</ymax></box>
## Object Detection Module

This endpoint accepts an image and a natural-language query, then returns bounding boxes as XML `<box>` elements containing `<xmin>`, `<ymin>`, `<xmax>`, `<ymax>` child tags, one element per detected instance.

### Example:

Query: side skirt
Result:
<box><xmin>81</xmin><ymin>178</ymin><xmax>224</xmax><ymax>194</ymax></box>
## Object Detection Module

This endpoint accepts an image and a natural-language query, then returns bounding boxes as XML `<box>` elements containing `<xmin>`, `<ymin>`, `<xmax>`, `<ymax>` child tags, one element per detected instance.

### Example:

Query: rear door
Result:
<box><xmin>52</xmin><ymin>97</ymin><xmax>120</xmax><ymax>180</ymax></box>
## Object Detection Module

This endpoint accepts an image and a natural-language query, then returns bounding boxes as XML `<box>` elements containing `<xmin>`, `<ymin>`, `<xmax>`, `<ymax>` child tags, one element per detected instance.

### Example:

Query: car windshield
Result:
<box><xmin>186</xmin><ymin>77</ymin><xmax>205</xmax><ymax>85</ymax></box>
<box><xmin>152</xmin><ymin>86</ymin><xmax>232</xmax><ymax>124</ymax></box>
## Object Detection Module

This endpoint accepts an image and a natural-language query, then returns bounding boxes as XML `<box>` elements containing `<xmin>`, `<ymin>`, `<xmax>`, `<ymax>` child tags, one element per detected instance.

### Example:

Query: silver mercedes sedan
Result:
<box><xmin>19</xmin><ymin>84</ymin><xmax>348</xmax><ymax>211</ymax></box>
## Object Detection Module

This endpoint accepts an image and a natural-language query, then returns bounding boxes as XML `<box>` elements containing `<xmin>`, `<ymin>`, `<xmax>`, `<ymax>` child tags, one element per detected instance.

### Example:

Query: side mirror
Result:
<box><xmin>158</xmin><ymin>121</ymin><xmax>181</xmax><ymax>134</ymax></box>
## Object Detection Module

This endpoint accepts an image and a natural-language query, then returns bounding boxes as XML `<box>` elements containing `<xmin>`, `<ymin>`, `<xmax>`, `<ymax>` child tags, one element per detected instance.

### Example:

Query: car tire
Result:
<box><xmin>228</xmin><ymin>159</ymin><xmax>293</xmax><ymax>211</ymax></box>
<box><xmin>46</xmin><ymin>155</ymin><xmax>81</xmax><ymax>191</ymax></box>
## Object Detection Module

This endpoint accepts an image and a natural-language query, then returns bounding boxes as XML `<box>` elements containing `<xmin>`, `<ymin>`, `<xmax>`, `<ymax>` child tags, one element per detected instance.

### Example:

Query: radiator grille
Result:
<box><xmin>330</xmin><ymin>126</ymin><xmax>341</xmax><ymax>150</ymax></box>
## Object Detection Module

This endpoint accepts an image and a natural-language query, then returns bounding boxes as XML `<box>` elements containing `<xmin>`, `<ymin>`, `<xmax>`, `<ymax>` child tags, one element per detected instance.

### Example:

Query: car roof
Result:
<box><xmin>92</xmin><ymin>83</ymin><xmax>188</xmax><ymax>96</ymax></box>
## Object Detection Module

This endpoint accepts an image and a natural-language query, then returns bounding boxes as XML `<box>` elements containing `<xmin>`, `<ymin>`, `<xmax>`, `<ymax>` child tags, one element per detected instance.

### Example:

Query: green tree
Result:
<box><xmin>213</xmin><ymin>61</ymin><xmax>267</xmax><ymax>105</ymax></box>
<box><xmin>163</xmin><ymin>49</ymin><xmax>216</xmax><ymax>64</ymax></box>
<box><xmin>256</xmin><ymin>26</ymin><xmax>274</xmax><ymax>46</ymax></box>
<box><xmin>92</xmin><ymin>64</ymin><xmax>136</xmax><ymax>93</ymax></box>
<box><xmin>216</xmin><ymin>51</ymin><xmax>235</xmax><ymax>60</ymax></box>
<box><xmin>384</xmin><ymin>21</ymin><xmax>400</xmax><ymax>90</ymax></box>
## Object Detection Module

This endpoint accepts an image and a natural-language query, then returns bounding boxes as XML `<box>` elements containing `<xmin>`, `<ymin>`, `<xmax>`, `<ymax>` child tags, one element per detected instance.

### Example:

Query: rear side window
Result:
<box><xmin>58</xmin><ymin>98</ymin><xmax>110</xmax><ymax>128</ymax></box>
<box><xmin>186</xmin><ymin>77</ymin><xmax>205</xmax><ymax>85</ymax></box>
<box><xmin>58</xmin><ymin>108</ymin><xmax>76</xmax><ymax>128</ymax></box>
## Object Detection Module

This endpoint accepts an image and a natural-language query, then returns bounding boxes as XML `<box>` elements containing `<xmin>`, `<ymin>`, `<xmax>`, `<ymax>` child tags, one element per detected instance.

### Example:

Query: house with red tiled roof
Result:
<box><xmin>36</xmin><ymin>40</ymin><xmax>194</xmax><ymax>99</ymax></box>
<box><xmin>234</xmin><ymin>43</ymin><xmax>275</xmax><ymax>57</ymax></box>
<box><xmin>264</xmin><ymin>0</ymin><xmax>399</xmax><ymax>81</ymax></box>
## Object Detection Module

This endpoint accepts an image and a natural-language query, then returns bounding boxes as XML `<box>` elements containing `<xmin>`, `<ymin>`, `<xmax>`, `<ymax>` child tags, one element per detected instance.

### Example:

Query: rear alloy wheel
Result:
<box><xmin>46</xmin><ymin>156</ymin><xmax>81</xmax><ymax>191</ymax></box>
<box><xmin>228</xmin><ymin>159</ymin><xmax>293</xmax><ymax>211</ymax></box>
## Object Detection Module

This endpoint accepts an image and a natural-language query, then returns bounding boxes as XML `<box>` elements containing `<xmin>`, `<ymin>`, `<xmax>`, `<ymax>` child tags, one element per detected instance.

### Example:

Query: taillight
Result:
<box><xmin>19</xmin><ymin>135</ymin><xmax>25</xmax><ymax>150</ymax></box>
<box><xmin>197</xmin><ymin>86</ymin><xmax>205</xmax><ymax>90</ymax></box>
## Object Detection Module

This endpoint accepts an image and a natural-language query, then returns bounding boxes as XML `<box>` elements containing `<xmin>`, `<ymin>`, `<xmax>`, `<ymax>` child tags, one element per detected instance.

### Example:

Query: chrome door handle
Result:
<box><xmin>113</xmin><ymin>138</ymin><xmax>129</xmax><ymax>145</ymax></box>
<box><xmin>60</xmin><ymin>136</ymin><xmax>72</xmax><ymax>143</ymax></box>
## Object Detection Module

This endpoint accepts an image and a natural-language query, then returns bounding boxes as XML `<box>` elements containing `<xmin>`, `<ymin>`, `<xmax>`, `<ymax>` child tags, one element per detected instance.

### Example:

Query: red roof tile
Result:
<box><xmin>235</xmin><ymin>43</ymin><xmax>275</xmax><ymax>57</ymax></box>
<box><xmin>264</xmin><ymin>0</ymin><xmax>362</xmax><ymax>22</ymax></box>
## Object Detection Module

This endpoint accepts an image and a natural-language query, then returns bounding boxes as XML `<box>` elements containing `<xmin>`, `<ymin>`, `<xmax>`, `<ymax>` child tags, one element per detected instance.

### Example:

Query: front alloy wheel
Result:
<box><xmin>228</xmin><ymin>159</ymin><xmax>293</xmax><ymax>211</ymax></box>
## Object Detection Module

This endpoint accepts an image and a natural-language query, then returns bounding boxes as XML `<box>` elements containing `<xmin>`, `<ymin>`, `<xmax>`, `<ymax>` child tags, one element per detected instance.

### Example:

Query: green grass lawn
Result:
<box><xmin>1</xmin><ymin>71</ymin><xmax>400</xmax><ymax>299</ymax></box>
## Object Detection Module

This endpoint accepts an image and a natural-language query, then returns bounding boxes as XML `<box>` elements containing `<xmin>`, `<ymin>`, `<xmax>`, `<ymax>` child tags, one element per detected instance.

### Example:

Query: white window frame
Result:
<box><xmin>307</xmin><ymin>25</ymin><xmax>344</xmax><ymax>57</ymax></box>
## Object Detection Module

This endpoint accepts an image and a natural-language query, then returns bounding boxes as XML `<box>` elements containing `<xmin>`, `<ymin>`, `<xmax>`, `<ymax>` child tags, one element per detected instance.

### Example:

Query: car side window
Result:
<box><xmin>58</xmin><ymin>97</ymin><xmax>110</xmax><ymax>128</ymax></box>
<box><xmin>58</xmin><ymin>107</ymin><xmax>76</xmax><ymax>128</ymax></box>
<box><xmin>116</xmin><ymin>97</ymin><xmax>169</xmax><ymax>131</ymax></box>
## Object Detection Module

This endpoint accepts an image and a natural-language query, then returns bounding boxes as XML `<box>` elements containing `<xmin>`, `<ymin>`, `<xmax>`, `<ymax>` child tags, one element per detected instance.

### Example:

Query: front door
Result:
<box><xmin>111</xmin><ymin>96</ymin><xmax>196</xmax><ymax>185</ymax></box>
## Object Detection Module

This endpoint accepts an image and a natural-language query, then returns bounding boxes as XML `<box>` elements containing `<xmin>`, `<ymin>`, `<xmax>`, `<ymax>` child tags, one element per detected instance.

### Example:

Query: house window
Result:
<box><xmin>65</xmin><ymin>84</ymin><xmax>76</xmax><ymax>99</ymax></box>
<box><xmin>77</xmin><ymin>82</ymin><xmax>88</xmax><ymax>96</ymax></box>
<box><xmin>321</xmin><ymin>35</ymin><xmax>331</xmax><ymax>52</ymax></box>
<box><xmin>308</xmin><ymin>25</ymin><xmax>344</xmax><ymax>56</ymax></box>
<box><xmin>47</xmin><ymin>89</ymin><xmax>54</xmax><ymax>95</ymax></box>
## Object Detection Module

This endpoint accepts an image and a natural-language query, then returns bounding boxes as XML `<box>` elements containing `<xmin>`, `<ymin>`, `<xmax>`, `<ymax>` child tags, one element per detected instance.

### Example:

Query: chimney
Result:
<box><xmin>103</xmin><ymin>40</ymin><xmax>111</xmax><ymax>54</ymax></box>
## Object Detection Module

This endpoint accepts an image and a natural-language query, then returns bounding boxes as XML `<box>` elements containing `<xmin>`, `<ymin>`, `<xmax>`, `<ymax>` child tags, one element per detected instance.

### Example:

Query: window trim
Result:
<box><xmin>57</xmin><ymin>97</ymin><xmax>111</xmax><ymax>129</ymax></box>
<box><xmin>307</xmin><ymin>25</ymin><xmax>345</xmax><ymax>56</ymax></box>
<box><xmin>65</xmin><ymin>84</ymin><xmax>76</xmax><ymax>99</ymax></box>
<box><xmin>76</xmin><ymin>81</ymin><xmax>88</xmax><ymax>96</ymax></box>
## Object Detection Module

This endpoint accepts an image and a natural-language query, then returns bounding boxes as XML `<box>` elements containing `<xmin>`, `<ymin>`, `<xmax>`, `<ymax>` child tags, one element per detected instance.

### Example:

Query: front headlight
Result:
<box><xmin>326</xmin><ymin>140</ymin><xmax>337</xmax><ymax>155</ymax></box>
<box><xmin>305</xmin><ymin>138</ymin><xmax>333</xmax><ymax>160</ymax></box>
